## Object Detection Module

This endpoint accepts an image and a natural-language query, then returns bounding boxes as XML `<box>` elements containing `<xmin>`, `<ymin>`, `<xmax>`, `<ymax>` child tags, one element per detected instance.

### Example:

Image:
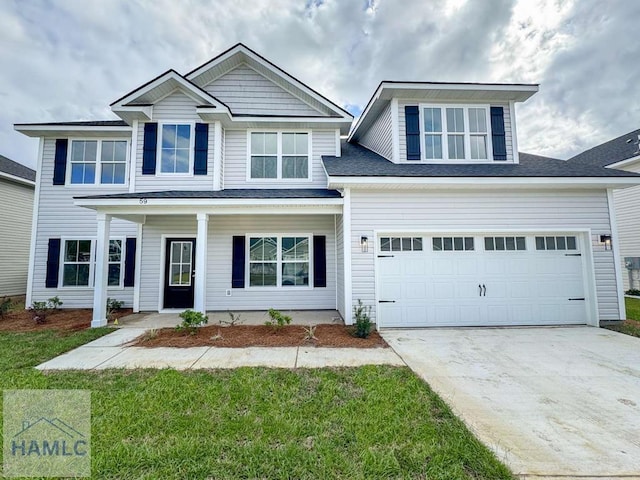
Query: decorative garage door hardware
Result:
<box><xmin>478</xmin><ymin>284</ymin><xmax>487</xmax><ymax>296</ymax></box>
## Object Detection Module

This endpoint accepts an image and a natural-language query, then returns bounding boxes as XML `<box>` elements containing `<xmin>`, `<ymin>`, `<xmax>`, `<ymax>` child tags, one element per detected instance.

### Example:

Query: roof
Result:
<box><xmin>568</xmin><ymin>128</ymin><xmax>640</xmax><ymax>168</ymax></box>
<box><xmin>75</xmin><ymin>188</ymin><xmax>342</xmax><ymax>200</ymax></box>
<box><xmin>322</xmin><ymin>141</ymin><xmax>640</xmax><ymax>178</ymax></box>
<box><xmin>14</xmin><ymin>120</ymin><xmax>127</xmax><ymax>127</ymax></box>
<box><xmin>0</xmin><ymin>154</ymin><xmax>36</xmax><ymax>182</ymax></box>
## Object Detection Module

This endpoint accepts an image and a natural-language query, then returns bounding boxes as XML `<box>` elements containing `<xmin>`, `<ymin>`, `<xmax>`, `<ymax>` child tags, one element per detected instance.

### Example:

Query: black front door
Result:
<box><xmin>164</xmin><ymin>238</ymin><xmax>196</xmax><ymax>309</ymax></box>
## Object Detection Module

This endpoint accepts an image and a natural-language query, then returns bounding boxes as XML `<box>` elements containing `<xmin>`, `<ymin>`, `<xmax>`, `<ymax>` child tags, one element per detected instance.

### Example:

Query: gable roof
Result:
<box><xmin>185</xmin><ymin>43</ymin><xmax>353</xmax><ymax>120</ymax></box>
<box><xmin>0</xmin><ymin>154</ymin><xmax>36</xmax><ymax>184</ymax></box>
<box><xmin>568</xmin><ymin>128</ymin><xmax>640</xmax><ymax>168</ymax></box>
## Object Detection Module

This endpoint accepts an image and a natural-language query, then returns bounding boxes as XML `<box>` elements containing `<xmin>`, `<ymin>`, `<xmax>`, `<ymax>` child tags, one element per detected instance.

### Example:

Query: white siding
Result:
<box><xmin>348</xmin><ymin>189</ymin><xmax>619</xmax><ymax>322</ymax></box>
<box><xmin>136</xmin><ymin>91</ymin><xmax>216</xmax><ymax>192</ymax></box>
<box><xmin>31</xmin><ymin>138</ymin><xmax>137</xmax><ymax>308</ymax></box>
<box><xmin>359</xmin><ymin>102</ymin><xmax>393</xmax><ymax>160</ymax></box>
<box><xmin>0</xmin><ymin>179</ymin><xmax>33</xmax><ymax>296</ymax></box>
<box><xmin>138</xmin><ymin>214</ymin><xmax>336</xmax><ymax>311</ymax></box>
<box><xmin>223</xmin><ymin>129</ymin><xmax>334</xmax><ymax>189</ymax></box>
<box><xmin>398</xmin><ymin>101</ymin><xmax>514</xmax><ymax>163</ymax></box>
<box><xmin>204</xmin><ymin>64</ymin><xmax>322</xmax><ymax>116</ymax></box>
<box><xmin>613</xmin><ymin>162</ymin><xmax>640</xmax><ymax>290</ymax></box>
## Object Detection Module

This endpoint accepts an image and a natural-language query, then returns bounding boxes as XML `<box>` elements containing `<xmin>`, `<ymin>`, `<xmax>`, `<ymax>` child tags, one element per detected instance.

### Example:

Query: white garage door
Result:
<box><xmin>377</xmin><ymin>234</ymin><xmax>588</xmax><ymax>327</ymax></box>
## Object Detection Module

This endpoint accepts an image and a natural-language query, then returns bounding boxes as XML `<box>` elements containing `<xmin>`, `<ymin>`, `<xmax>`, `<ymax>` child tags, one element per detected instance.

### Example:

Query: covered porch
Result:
<box><xmin>74</xmin><ymin>189</ymin><xmax>344</xmax><ymax>328</ymax></box>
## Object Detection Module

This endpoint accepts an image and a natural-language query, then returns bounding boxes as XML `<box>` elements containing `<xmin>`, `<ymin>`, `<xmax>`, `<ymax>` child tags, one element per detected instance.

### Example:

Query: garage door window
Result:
<box><xmin>433</xmin><ymin>237</ymin><xmax>474</xmax><ymax>251</ymax></box>
<box><xmin>535</xmin><ymin>236</ymin><xmax>577</xmax><ymax>251</ymax></box>
<box><xmin>484</xmin><ymin>236</ymin><xmax>526</xmax><ymax>251</ymax></box>
<box><xmin>380</xmin><ymin>237</ymin><xmax>423</xmax><ymax>252</ymax></box>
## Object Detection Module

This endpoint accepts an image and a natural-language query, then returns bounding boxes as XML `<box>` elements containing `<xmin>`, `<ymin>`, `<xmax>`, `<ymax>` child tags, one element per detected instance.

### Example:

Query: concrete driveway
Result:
<box><xmin>382</xmin><ymin>327</ymin><xmax>640</xmax><ymax>479</ymax></box>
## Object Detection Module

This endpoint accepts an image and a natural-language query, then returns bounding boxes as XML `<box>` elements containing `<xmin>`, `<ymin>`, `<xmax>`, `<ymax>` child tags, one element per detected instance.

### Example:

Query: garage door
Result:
<box><xmin>377</xmin><ymin>234</ymin><xmax>588</xmax><ymax>327</ymax></box>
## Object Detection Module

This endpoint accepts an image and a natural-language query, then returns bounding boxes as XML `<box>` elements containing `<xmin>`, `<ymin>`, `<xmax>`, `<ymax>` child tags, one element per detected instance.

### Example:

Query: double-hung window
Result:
<box><xmin>249</xmin><ymin>132</ymin><xmax>310</xmax><ymax>180</ymax></box>
<box><xmin>160</xmin><ymin>124</ymin><xmax>192</xmax><ymax>174</ymax></box>
<box><xmin>69</xmin><ymin>139</ymin><xmax>128</xmax><ymax>185</ymax></box>
<box><xmin>61</xmin><ymin>239</ymin><xmax>124</xmax><ymax>287</ymax></box>
<box><xmin>421</xmin><ymin>105</ymin><xmax>491</xmax><ymax>161</ymax></box>
<box><xmin>248</xmin><ymin>236</ymin><xmax>310</xmax><ymax>287</ymax></box>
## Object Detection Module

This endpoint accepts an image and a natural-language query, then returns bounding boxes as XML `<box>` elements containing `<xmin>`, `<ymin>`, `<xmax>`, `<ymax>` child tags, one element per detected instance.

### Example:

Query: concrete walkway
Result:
<box><xmin>37</xmin><ymin>328</ymin><xmax>403</xmax><ymax>371</ymax></box>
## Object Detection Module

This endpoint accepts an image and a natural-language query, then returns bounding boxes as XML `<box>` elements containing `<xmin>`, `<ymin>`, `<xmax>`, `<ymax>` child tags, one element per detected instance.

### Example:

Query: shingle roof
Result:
<box><xmin>322</xmin><ymin>141</ymin><xmax>640</xmax><ymax>178</ymax></box>
<box><xmin>76</xmin><ymin>188</ymin><xmax>342</xmax><ymax>200</ymax></box>
<box><xmin>14</xmin><ymin>120</ymin><xmax>128</xmax><ymax>127</ymax></box>
<box><xmin>568</xmin><ymin>128</ymin><xmax>640</xmax><ymax>168</ymax></box>
<box><xmin>0</xmin><ymin>154</ymin><xmax>36</xmax><ymax>182</ymax></box>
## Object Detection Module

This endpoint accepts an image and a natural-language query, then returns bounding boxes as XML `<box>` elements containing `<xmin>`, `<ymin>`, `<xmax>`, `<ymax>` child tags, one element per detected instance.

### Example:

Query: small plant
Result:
<box><xmin>265</xmin><ymin>308</ymin><xmax>292</xmax><ymax>331</ymax></box>
<box><xmin>302</xmin><ymin>325</ymin><xmax>318</xmax><ymax>343</ymax></box>
<box><xmin>106</xmin><ymin>297</ymin><xmax>124</xmax><ymax>322</ymax></box>
<box><xmin>141</xmin><ymin>328</ymin><xmax>159</xmax><ymax>342</ymax></box>
<box><xmin>626</xmin><ymin>289</ymin><xmax>640</xmax><ymax>297</ymax></box>
<box><xmin>47</xmin><ymin>296</ymin><xmax>63</xmax><ymax>311</ymax></box>
<box><xmin>352</xmin><ymin>299</ymin><xmax>373</xmax><ymax>339</ymax></box>
<box><xmin>0</xmin><ymin>297</ymin><xmax>13</xmax><ymax>318</ymax></box>
<box><xmin>30</xmin><ymin>300</ymin><xmax>51</xmax><ymax>324</ymax></box>
<box><xmin>220</xmin><ymin>311</ymin><xmax>243</xmax><ymax>326</ymax></box>
<box><xmin>210</xmin><ymin>329</ymin><xmax>224</xmax><ymax>341</ymax></box>
<box><xmin>176</xmin><ymin>309</ymin><xmax>208</xmax><ymax>335</ymax></box>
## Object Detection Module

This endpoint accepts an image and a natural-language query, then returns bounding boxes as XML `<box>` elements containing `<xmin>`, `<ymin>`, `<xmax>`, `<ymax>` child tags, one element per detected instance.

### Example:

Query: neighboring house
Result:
<box><xmin>568</xmin><ymin>129</ymin><xmax>640</xmax><ymax>292</ymax></box>
<box><xmin>0</xmin><ymin>155</ymin><xmax>35</xmax><ymax>297</ymax></box>
<box><xmin>14</xmin><ymin>44</ymin><xmax>640</xmax><ymax>328</ymax></box>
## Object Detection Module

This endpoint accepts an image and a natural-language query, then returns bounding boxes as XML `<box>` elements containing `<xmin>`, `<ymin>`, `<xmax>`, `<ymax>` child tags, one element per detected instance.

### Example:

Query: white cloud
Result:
<box><xmin>0</xmin><ymin>0</ymin><xmax>638</xmax><ymax>167</ymax></box>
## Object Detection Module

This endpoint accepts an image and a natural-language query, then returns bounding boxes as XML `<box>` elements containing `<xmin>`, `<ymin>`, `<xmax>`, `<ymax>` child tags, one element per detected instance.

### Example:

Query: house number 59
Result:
<box><xmin>139</xmin><ymin>198</ymin><xmax>148</xmax><ymax>205</ymax></box>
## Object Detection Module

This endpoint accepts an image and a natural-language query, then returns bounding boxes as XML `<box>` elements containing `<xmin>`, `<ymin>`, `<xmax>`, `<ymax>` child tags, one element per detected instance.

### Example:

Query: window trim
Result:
<box><xmin>156</xmin><ymin>121</ymin><xmax>196</xmax><ymax>177</ymax></box>
<box><xmin>58</xmin><ymin>237</ymin><xmax>126</xmax><ymax>290</ymax></box>
<box><xmin>417</xmin><ymin>104</ymin><xmax>494</xmax><ymax>163</ymax></box>
<box><xmin>246</xmin><ymin>130</ymin><xmax>313</xmax><ymax>182</ymax></box>
<box><xmin>65</xmin><ymin>138</ymin><xmax>130</xmax><ymax>187</ymax></box>
<box><xmin>244</xmin><ymin>233</ymin><xmax>314</xmax><ymax>289</ymax></box>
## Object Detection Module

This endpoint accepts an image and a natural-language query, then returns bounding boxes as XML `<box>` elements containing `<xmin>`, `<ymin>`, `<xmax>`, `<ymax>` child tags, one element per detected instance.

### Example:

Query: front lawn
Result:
<box><xmin>626</xmin><ymin>296</ymin><xmax>640</xmax><ymax>321</ymax></box>
<box><xmin>0</xmin><ymin>329</ymin><xmax>514</xmax><ymax>479</ymax></box>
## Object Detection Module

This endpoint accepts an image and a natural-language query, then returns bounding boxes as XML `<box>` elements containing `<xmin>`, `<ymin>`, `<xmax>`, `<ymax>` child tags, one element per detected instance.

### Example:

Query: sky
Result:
<box><xmin>1</xmin><ymin>0</ymin><xmax>638</xmax><ymax>168</ymax></box>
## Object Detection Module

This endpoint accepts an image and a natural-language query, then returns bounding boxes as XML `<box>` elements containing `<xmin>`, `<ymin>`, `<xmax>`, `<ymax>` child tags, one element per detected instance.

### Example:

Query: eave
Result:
<box><xmin>14</xmin><ymin>124</ymin><xmax>132</xmax><ymax>138</ymax></box>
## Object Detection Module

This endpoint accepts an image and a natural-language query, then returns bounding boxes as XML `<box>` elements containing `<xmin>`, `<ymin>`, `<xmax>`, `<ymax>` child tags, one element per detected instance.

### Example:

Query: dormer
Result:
<box><xmin>349</xmin><ymin>82</ymin><xmax>538</xmax><ymax>164</ymax></box>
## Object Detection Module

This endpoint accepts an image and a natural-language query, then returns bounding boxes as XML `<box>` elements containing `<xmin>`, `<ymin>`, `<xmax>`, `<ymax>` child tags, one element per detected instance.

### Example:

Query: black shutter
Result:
<box><xmin>124</xmin><ymin>238</ymin><xmax>137</xmax><ymax>287</ymax></box>
<box><xmin>53</xmin><ymin>139</ymin><xmax>68</xmax><ymax>185</ymax></box>
<box><xmin>231</xmin><ymin>236</ymin><xmax>245</xmax><ymax>288</ymax></box>
<box><xmin>194</xmin><ymin>123</ymin><xmax>208</xmax><ymax>175</ymax></box>
<box><xmin>313</xmin><ymin>235</ymin><xmax>327</xmax><ymax>288</ymax></box>
<box><xmin>405</xmin><ymin>106</ymin><xmax>421</xmax><ymax>161</ymax></box>
<box><xmin>490</xmin><ymin>106</ymin><xmax>507</xmax><ymax>161</ymax></box>
<box><xmin>142</xmin><ymin>123</ymin><xmax>158</xmax><ymax>174</ymax></box>
<box><xmin>45</xmin><ymin>238</ymin><xmax>61</xmax><ymax>288</ymax></box>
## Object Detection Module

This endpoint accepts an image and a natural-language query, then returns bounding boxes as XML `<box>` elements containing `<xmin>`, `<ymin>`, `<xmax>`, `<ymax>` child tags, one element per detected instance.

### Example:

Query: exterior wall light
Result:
<box><xmin>600</xmin><ymin>234</ymin><xmax>612</xmax><ymax>250</ymax></box>
<box><xmin>360</xmin><ymin>236</ymin><xmax>369</xmax><ymax>253</ymax></box>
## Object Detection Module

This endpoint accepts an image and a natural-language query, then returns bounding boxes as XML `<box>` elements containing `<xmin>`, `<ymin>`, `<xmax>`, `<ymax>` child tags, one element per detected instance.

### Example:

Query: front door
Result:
<box><xmin>164</xmin><ymin>238</ymin><xmax>196</xmax><ymax>309</ymax></box>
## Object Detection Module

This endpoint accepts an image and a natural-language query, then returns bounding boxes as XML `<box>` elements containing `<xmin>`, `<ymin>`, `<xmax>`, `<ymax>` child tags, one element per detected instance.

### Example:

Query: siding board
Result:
<box><xmin>359</xmin><ymin>102</ymin><xmax>393</xmax><ymax>160</ymax></box>
<box><xmin>613</xmin><ymin>161</ymin><xmax>640</xmax><ymax>290</ymax></box>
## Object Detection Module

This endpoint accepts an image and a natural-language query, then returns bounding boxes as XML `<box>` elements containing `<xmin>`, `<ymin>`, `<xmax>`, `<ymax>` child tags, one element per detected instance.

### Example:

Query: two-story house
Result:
<box><xmin>15</xmin><ymin>44</ymin><xmax>640</xmax><ymax>328</ymax></box>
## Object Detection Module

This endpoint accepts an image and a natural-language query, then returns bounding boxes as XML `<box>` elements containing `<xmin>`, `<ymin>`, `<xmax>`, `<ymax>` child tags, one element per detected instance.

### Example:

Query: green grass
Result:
<box><xmin>0</xmin><ymin>329</ymin><xmax>514</xmax><ymax>479</ymax></box>
<box><xmin>625</xmin><ymin>296</ymin><xmax>640</xmax><ymax>321</ymax></box>
<box><xmin>603</xmin><ymin>297</ymin><xmax>640</xmax><ymax>337</ymax></box>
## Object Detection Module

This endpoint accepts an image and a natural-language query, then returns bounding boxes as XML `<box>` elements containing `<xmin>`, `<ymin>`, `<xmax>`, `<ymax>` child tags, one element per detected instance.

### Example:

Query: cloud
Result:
<box><xmin>0</xmin><ymin>0</ymin><xmax>637</xmax><ymax>167</ymax></box>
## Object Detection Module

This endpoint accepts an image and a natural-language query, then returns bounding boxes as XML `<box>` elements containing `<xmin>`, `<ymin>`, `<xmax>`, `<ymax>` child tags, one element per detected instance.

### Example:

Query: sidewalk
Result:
<box><xmin>36</xmin><ymin>328</ymin><xmax>404</xmax><ymax>371</ymax></box>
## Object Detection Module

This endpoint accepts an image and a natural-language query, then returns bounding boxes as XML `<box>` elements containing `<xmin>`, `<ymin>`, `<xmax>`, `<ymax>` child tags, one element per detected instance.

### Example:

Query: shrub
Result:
<box><xmin>220</xmin><ymin>311</ymin><xmax>242</xmax><ymax>326</ymax></box>
<box><xmin>302</xmin><ymin>325</ymin><xmax>318</xmax><ymax>343</ymax></box>
<box><xmin>47</xmin><ymin>296</ymin><xmax>63</xmax><ymax>310</ymax></box>
<box><xmin>106</xmin><ymin>298</ymin><xmax>124</xmax><ymax>322</ymax></box>
<box><xmin>0</xmin><ymin>297</ymin><xmax>13</xmax><ymax>318</ymax></box>
<box><xmin>352</xmin><ymin>300</ymin><xmax>373</xmax><ymax>339</ymax></box>
<box><xmin>30</xmin><ymin>301</ymin><xmax>51</xmax><ymax>324</ymax></box>
<box><xmin>265</xmin><ymin>308</ymin><xmax>292</xmax><ymax>331</ymax></box>
<box><xmin>626</xmin><ymin>289</ymin><xmax>640</xmax><ymax>297</ymax></box>
<box><xmin>176</xmin><ymin>310</ymin><xmax>208</xmax><ymax>335</ymax></box>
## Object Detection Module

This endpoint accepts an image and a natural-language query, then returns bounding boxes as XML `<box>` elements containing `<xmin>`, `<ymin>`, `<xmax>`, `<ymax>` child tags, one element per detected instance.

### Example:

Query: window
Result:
<box><xmin>69</xmin><ymin>139</ymin><xmax>128</xmax><ymax>185</ymax></box>
<box><xmin>535</xmin><ymin>236</ymin><xmax>577</xmax><ymax>251</ymax></box>
<box><xmin>108</xmin><ymin>240</ymin><xmax>123</xmax><ymax>287</ymax></box>
<box><xmin>62</xmin><ymin>240</ymin><xmax>92</xmax><ymax>286</ymax></box>
<box><xmin>484</xmin><ymin>236</ymin><xmax>526</xmax><ymax>251</ymax></box>
<box><xmin>380</xmin><ymin>237</ymin><xmax>423</xmax><ymax>252</ymax></box>
<box><xmin>169</xmin><ymin>241</ymin><xmax>193</xmax><ymax>286</ymax></box>
<box><xmin>249</xmin><ymin>132</ymin><xmax>310</xmax><ymax>180</ymax></box>
<box><xmin>248</xmin><ymin>236</ymin><xmax>311</xmax><ymax>287</ymax></box>
<box><xmin>432</xmin><ymin>237</ymin><xmax>474</xmax><ymax>251</ymax></box>
<box><xmin>160</xmin><ymin>124</ymin><xmax>191</xmax><ymax>174</ymax></box>
<box><xmin>421</xmin><ymin>105</ymin><xmax>491</xmax><ymax>161</ymax></box>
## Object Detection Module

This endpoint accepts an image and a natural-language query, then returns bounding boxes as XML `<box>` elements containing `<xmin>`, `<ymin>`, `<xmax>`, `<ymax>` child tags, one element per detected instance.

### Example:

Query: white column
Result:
<box><xmin>194</xmin><ymin>213</ymin><xmax>209</xmax><ymax>314</ymax></box>
<box><xmin>607</xmin><ymin>189</ymin><xmax>626</xmax><ymax>321</ymax></box>
<box><xmin>342</xmin><ymin>188</ymin><xmax>353</xmax><ymax>324</ymax></box>
<box><xmin>92</xmin><ymin>212</ymin><xmax>112</xmax><ymax>327</ymax></box>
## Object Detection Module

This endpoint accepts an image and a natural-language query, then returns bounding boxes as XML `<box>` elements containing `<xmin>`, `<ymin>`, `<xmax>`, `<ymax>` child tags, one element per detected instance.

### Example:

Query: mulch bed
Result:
<box><xmin>133</xmin><ymin>324</ymin><xmax>388</xmax><ymax>349</ymax></box>
<box><xmin>0</xmin><ymin>308</ymin><xmax>132</xmax><ymax>332</ymax></box>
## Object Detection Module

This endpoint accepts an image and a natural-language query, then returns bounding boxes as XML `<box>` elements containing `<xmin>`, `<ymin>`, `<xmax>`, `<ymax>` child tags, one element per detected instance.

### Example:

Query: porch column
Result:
<box><xmin>92</xmin><ymin>212</ymin><xmax>112</xmax><ymax>327</ymax></box>
<box><xmin>194</xmin><ymin>213</ymin><xmax>209</xmax><ymax>314</ymax></box>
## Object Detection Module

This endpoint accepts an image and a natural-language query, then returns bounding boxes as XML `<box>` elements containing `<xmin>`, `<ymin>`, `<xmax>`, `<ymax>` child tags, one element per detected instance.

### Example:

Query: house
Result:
<box><xmin>14</xmin><ymin>43</ymin><xmax>640</xmax><ymax>328</ymax></box>
<box><xmin>568</xmin><ymin>129</ymin><xmax>640</xmax><ymax>292</ymax></box>
<box><xmin>0</xmin><ymin>155</ymin><xmax>35</xmax><ymax>297</ymax></box>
